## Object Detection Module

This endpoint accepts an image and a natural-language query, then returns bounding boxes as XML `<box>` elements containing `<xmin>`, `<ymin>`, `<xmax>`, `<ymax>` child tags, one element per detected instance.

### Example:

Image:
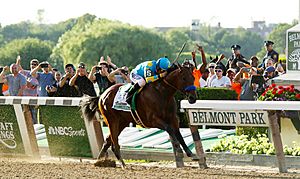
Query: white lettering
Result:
<box><xmin>48</xmin><ymin>126</ymin><xmax>86</xmax><ymax>137</ymax></box>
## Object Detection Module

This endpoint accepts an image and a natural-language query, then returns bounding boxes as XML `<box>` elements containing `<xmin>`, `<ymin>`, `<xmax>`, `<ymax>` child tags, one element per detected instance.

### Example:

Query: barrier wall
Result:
<box><xmin>0</xmin><ymin>96</ymin><xmax>103</xmax><ymax>158</ymax></box>
<box><xmin>181</xmin><ymin>100</ymin><xmax>300</xmax><ymax>173</ymax></box>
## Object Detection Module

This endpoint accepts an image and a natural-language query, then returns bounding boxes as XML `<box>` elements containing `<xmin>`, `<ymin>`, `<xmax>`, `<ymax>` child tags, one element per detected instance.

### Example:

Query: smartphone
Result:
<box><xmin>244</xmin><ymin>67</ymin><xmax>251</xmax><ymax>72</ymax></box>
<box><xmin>40</xmin><ymin>63</ymin><xmax>48</xmax><ymax>68</ymax></box>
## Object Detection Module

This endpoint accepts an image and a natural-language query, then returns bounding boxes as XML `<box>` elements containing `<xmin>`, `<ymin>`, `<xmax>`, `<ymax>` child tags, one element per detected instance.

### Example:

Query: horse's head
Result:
<box><xmin>165</xmin><ymin>62</ymin><xmax>197</xmax><ymax>104</ymax></box>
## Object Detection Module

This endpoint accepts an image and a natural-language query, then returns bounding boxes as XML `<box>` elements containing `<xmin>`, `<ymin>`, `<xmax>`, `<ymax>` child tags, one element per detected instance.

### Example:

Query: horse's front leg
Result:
<box><xmin>165</xmin><ymin>126</ymin><xmax>184</xmax><ymax>168</ymax></box>
<box><xmin>174</xmin><ymin>129</ymin><xmax>199</xmax><ymax>161</ymax></box>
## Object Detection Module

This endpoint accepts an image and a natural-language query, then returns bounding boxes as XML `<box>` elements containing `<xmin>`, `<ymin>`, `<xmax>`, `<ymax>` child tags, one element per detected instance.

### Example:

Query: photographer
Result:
<box><xmin>46</xmin><ymin>71</ymin><xmax>62</xmax><ymax>97</ymax></box>
<box><xmin>31</xmin><ymin>61</ymin><xmax>55</xmax><ymax>97</ymax></box>
<box><xmin>108</xmin><ymin>66</ymin><xmax>131</xmax><ymax>84</ymax></box>
<box><xmin>89</xmin><ymin>61</ymin><xmax>115</xmax><ymax>95</ymax></box>
<box><xmin>234</xmin><ymin>67</ymin><xmax>260</xmax><ymax>100</ymax></box>
<box><xmin>69</xmin><ymin>62</ymin><xmax>96</xmax><ymax>97</ymax></box>
<box><xmin>58</xmin><ymin>64</ymin><xmax>80</xmax><ymax>97</ymax></box>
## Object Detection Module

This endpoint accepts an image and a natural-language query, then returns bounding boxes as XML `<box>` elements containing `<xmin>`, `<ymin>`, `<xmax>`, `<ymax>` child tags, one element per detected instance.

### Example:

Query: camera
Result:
<box><xmin>121</xmin><ymin>69</ymin><xmax>128</xmax><ymax>75</ymax></box>
<box><xmin>251</xmin><ymin>75</ymin><xmax>265</xmax><ymax>97</ymax></box>
<box><xmin>95</xmin><ymin>66</ymin><xmax>101</xmax><ymax>71</ymax></box>
<box><xmin>244</xmin><ymin>67</ymin><xmax>251</xmax><ymax>73</ymax></box>
<box><xmin>40</xmin><ymin>63</ymin><xmax>48</xmax><ymax>68</ymax></box>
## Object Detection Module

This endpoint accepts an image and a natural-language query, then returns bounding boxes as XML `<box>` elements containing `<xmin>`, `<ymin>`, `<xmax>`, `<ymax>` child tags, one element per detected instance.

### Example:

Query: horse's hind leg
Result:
<box><xmin>97</xmin><ymin>135</ymin><xmax>112</xmax><ymax>160</ymax></box>
<box><xmin>109</xmin><ymin>120</ymin><xmax>129</xmax><ymax>168</ymax></box>
<box><xmin>174</xmin><ymin>129</ymin><xmax>199</xmax><ymax>161</ymax></box>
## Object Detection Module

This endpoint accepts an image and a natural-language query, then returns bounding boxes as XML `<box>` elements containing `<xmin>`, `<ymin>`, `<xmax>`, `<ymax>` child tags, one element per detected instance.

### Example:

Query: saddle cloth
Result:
<box><xmin>112</xmin><ymin>83</ymin><xmax>131</xmax><ymax>112</ymax></box>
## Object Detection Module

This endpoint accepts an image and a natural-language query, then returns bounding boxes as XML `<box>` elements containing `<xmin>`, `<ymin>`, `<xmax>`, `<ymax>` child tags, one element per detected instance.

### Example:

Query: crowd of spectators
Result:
<box><xmin>0</xmin><ymin>40</ymin><xmax>285</xmax><ymax>103</ymax></box>
<box><xmin>191</xmin><ymin>40</ymin><xmax>284</xmax><ymax>100</ymax></box>
<box><xmin>0</xmin><ymin>55</ymin><xmax>130</xmax><ymax>98</ymax></box>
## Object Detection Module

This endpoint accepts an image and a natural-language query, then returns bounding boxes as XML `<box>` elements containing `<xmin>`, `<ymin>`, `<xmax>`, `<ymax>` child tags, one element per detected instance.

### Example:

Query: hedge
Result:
<box><xmin>175</xmin><ymin>88</ymin><xmax>238</xmax><ymax>127</ymax></box>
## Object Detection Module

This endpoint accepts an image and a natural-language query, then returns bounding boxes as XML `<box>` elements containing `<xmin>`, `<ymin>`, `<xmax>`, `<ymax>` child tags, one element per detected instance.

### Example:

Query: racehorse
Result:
<box><xmin>81</xmin><ymin>63</ymin><xmax>199</xmax><ymax>168</ymax></box>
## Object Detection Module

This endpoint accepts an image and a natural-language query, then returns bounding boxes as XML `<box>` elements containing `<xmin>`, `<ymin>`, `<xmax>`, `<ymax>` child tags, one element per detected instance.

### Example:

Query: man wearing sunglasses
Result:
<box><xmin>69</xmin><ymin>62</ymin><xmax>96</xmax><ymax>97</ymax></box>
<box><xmin>210</xmin><ymin>65</ymin><xmax>231</xmax><ymax>88</ymax></box>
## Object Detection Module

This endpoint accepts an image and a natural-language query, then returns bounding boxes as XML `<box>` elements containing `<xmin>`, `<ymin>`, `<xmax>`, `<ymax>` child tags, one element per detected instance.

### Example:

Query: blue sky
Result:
<box><xmin>0</xmin><ymin>0</ymin><xmax>299</xmax><ymax>28</ymax></box>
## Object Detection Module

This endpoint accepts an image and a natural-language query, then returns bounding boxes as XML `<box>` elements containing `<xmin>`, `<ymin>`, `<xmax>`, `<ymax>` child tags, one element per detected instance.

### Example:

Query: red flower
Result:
<box><xmin>278</xmin><ymin>90</ymin><xmax>284</xmax><ymax>95</ymax></box>
<box><xmin>271</xmin><ymin>83</ymin><xmax>276</xmax><ymax>88</ymax></box>
<box><xmin>272</xmin><ymin>91</ymin><xmax>276</xmax><ymax>95</ymax></box>
<box><xmin>285</xmin><ymin>87</ymin><xmax>290</xmax><ymax>91</ymax></box>
<box><xmin>274</xmin><ymin>87</ymin><xmax>278</xmax><ymax>91</ymax></box>
<box><xmin>290</xmin><ymin>84</ymin><xmax>295</xmax><ymax>89</ymax></box>
<box><xmin>296</xmin><ymin>94</ymin><xmax>300</xmax><ymax>99</ymax></box>
<box><xmin>278</xmin><ymin>86</ymin><xmax>283</xmax><ymax>89</ymax></box>
<box><xmin>262</xmin><ymin>92</ymin><xmax>266</xmax><ymax>96</ymax></box>
<box><xmin>290</xmin><ymin>88</ymin><xmax>295</xmax><ymax>93</ymax></box>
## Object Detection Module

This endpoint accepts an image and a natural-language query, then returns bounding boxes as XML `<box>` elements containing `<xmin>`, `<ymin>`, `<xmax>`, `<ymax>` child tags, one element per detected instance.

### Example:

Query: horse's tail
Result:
<box><xmin>80</xmin><ymin>96</ymin><xmax>100</xmax><ymax>121</ymax></box>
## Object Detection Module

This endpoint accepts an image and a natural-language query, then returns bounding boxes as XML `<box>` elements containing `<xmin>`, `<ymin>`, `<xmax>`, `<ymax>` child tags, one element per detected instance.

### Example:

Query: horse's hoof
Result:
<box><xmin>94</xmin><ymin>159</ymin><xmax>116</xmax><ymax>167</ymax></box>
<box><xmin>191</xmin><ymin>154</ymin><xmax>200</xmax><ymax>161</ymax></box>
<box><xmin>199</xmin><ymin>164</ymin><xmax>208</xmax><ymax>169</ymax></box>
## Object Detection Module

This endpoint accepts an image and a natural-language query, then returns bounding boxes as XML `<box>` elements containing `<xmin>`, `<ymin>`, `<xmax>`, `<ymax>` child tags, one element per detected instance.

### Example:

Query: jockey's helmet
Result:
<box><xmin>156</xmin><ymin>57</ymin><xmax>171</xmax><ymax>71</ymax></box>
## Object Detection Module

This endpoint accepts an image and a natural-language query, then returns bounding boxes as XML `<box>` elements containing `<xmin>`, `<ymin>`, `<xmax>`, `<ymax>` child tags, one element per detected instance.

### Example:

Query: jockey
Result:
<box><xmin>126</xmin><ymin>57</ymin><xmax>171</xmax><ymax>104</ymax></box>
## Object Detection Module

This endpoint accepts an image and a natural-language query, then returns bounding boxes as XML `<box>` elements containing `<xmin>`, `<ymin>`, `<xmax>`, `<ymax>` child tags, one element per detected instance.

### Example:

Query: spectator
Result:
<box><xmin>264</xmin><ymin>58</ymin><xmax>274</xmax><ymax>68</ymax></box>
<box><xmin>58</xmin><ymin>64</ymin><xmax>80</xmax><ymax>97</ymax></box>
<box><xmin>226</xmin><ymin>45</ymin><xmax>250</xmax><ymax>71</ymax></box>
<box><xmin>16</xmin><ymin>56</ymin><xmax>39</xmax><ymax>96</ymax></box>
<box><xmin>263</xmin><ymin>66</ymin><xmax>278</xmax><ymax>81</ymax></box>
<box><xmin>206</xmin><ymin>63</ymin><xmax>216</xmax><ymax>87</ymax></box>
<box><xmin>31</xmin><ymin>61</ymin><xmax>55</xmax><ymax>97</ymax></box>
<box><xmin>274</xmin><ymin>61</ymin><xmax>285</xmax><ymax>76</ymax></box>
<box><xmin>192</xmin><ymin>45</ymin><xmax>208</xmax><ymax>88</ymax></box>
<box><xmin>234</xmin><ymin>67</ymin><xmax>258</xmax><ymax>100</ymax></box>
<box><xmin>46</xmin><ymin>71</ymin><xmax>62</xmax><ymax>97</ymax></box>
<box><xmin>226</xmin><ymin>68</ymin><xmax>236</xmax><ymax>82</ymax></box>
<box><xmin>89</xmin><ymin>60</ymin><xmax>114</xmax><ymax>95</ymax></box>
<box><xmin>0</xmin><ymin>64</ymin><xmax>26</xmax><ymax>96</ymax></box>
<box><xmin>108</xmin><ymin>66</ymin><xmax>131</xmax><ymax>84</ymax></box>
<box><xmin>69</xmin><ymin>62</ymin><xmax>96</xmax><ymax>97</ymax></box>
<box><xmin>199</xmin><ymin>69</ymin><xmax>209</xmax><ymax>87</ymax></box>
<box><xmin>210</xmin><ymin>65</ymin><xmax>231</xmax><ymax>88</ymax></box>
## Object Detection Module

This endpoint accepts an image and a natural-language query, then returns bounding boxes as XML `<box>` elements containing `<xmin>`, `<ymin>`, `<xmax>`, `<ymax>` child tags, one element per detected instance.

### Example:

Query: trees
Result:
<box><xmin>0</xmin><ymin>38</ymin><xmax>53</xmax><ymax>69</ymax></box>
<box><xmin>256</xmin><ymin>23</ymin><xmax>294</xmax><ymax>59</ymax></box>
<box><xmin>51</xmin><ymin>19</ymin><xmax>172</xmax><ymax>69</ymax></box>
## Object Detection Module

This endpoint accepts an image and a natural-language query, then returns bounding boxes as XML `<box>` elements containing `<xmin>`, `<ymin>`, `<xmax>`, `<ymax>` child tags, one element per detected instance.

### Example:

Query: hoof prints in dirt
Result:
<box><xmin>94</xmin><ymin>159</ymin><xmax>116</xmax><ymax>167</ymax></box>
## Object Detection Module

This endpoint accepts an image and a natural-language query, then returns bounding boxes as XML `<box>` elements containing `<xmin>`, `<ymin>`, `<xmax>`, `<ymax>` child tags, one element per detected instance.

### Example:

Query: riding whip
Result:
<box><xmin>172</xmin><ymin>42</ymin><xmax>186</xmax><ymax>64</ymax></box>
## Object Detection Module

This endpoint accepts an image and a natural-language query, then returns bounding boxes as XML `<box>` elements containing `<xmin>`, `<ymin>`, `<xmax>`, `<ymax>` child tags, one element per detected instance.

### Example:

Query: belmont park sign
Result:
<box><xmin>188</xmin><ymin>110</ymin><xmax>269</xmax><ymax>127</ymax></box>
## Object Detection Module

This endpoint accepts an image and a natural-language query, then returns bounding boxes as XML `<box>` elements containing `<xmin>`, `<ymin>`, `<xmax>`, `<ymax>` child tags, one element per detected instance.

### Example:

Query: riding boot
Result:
<box><xmin>126</xmin><ymin>83</ymin><xmax>140</xmax><ymax>105</ymax></box>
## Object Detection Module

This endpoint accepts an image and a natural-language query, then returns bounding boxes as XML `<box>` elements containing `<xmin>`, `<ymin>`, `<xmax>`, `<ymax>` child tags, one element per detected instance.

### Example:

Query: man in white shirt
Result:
<box><xmin>210</xmin><ymin>65</ymin><xmax>231</xmax><ymax>88</ymax></box>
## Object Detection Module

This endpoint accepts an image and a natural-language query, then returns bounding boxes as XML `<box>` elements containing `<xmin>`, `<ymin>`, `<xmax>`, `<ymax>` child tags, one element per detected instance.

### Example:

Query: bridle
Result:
<box><xmin>162</xmin><ymin>67</ymin><xmax>196</xmax><ymax>95</ymax></box>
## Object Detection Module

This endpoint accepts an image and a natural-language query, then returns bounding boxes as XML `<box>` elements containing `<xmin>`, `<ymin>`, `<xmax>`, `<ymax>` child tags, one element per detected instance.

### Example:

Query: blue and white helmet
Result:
<box><xmin>157</xmin><ymin>57</ymin><xmax>171</xmax><ymax>71</ymax></box>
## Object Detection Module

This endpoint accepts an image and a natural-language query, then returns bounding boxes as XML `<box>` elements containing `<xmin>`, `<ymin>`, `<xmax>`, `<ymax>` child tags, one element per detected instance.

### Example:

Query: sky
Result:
<box><xmin>0</xmin><ymin>0</ymin><xmax>299</xmax><ymax>28</ymax></box>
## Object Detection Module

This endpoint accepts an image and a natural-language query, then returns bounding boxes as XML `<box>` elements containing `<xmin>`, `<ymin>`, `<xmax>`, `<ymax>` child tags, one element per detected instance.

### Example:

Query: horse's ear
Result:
<box><xmin>210</xmin><ymin>56</ymin><xmax>213</xmax><ymax>60</ymax></box>
<box><xmin>216</xmin><ymin>55</ymin><xmax>218</xmax><ymax>60</ymax></box>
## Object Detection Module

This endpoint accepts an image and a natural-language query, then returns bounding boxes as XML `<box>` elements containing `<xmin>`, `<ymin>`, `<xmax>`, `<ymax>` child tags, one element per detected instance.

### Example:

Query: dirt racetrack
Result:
<box><xmin>0</xmin><ymin>158</ymin><xmax>300</xmax><ymax>179</ymax></box>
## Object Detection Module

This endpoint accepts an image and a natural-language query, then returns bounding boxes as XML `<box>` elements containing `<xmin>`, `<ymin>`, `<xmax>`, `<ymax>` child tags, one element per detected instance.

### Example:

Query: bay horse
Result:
<box><xmin>81</xmin><ymin>63</ymin><xmax>199</xmax><ymax>168</ymax></box>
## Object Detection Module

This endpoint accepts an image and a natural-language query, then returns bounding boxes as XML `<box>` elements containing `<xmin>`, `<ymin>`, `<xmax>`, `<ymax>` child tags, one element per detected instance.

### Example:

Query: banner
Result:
<box><xmin>0</xmin><ymin>105</ymin><xmax>25</xmax><ymax>154</ymax></box>
<box><xmin>188</xmin><ymin>110</ymin><xmax>269</xmax><ymax>127</ymax></box>
<box><xmin>287</xmin><ymin>31</ymin><xmax>300</xmax><ymax>72</ymax></box>
<box><xmin>41</xmin><ymin>106</ymin><xmax>92</xmax><ymax>158</ymax></box>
